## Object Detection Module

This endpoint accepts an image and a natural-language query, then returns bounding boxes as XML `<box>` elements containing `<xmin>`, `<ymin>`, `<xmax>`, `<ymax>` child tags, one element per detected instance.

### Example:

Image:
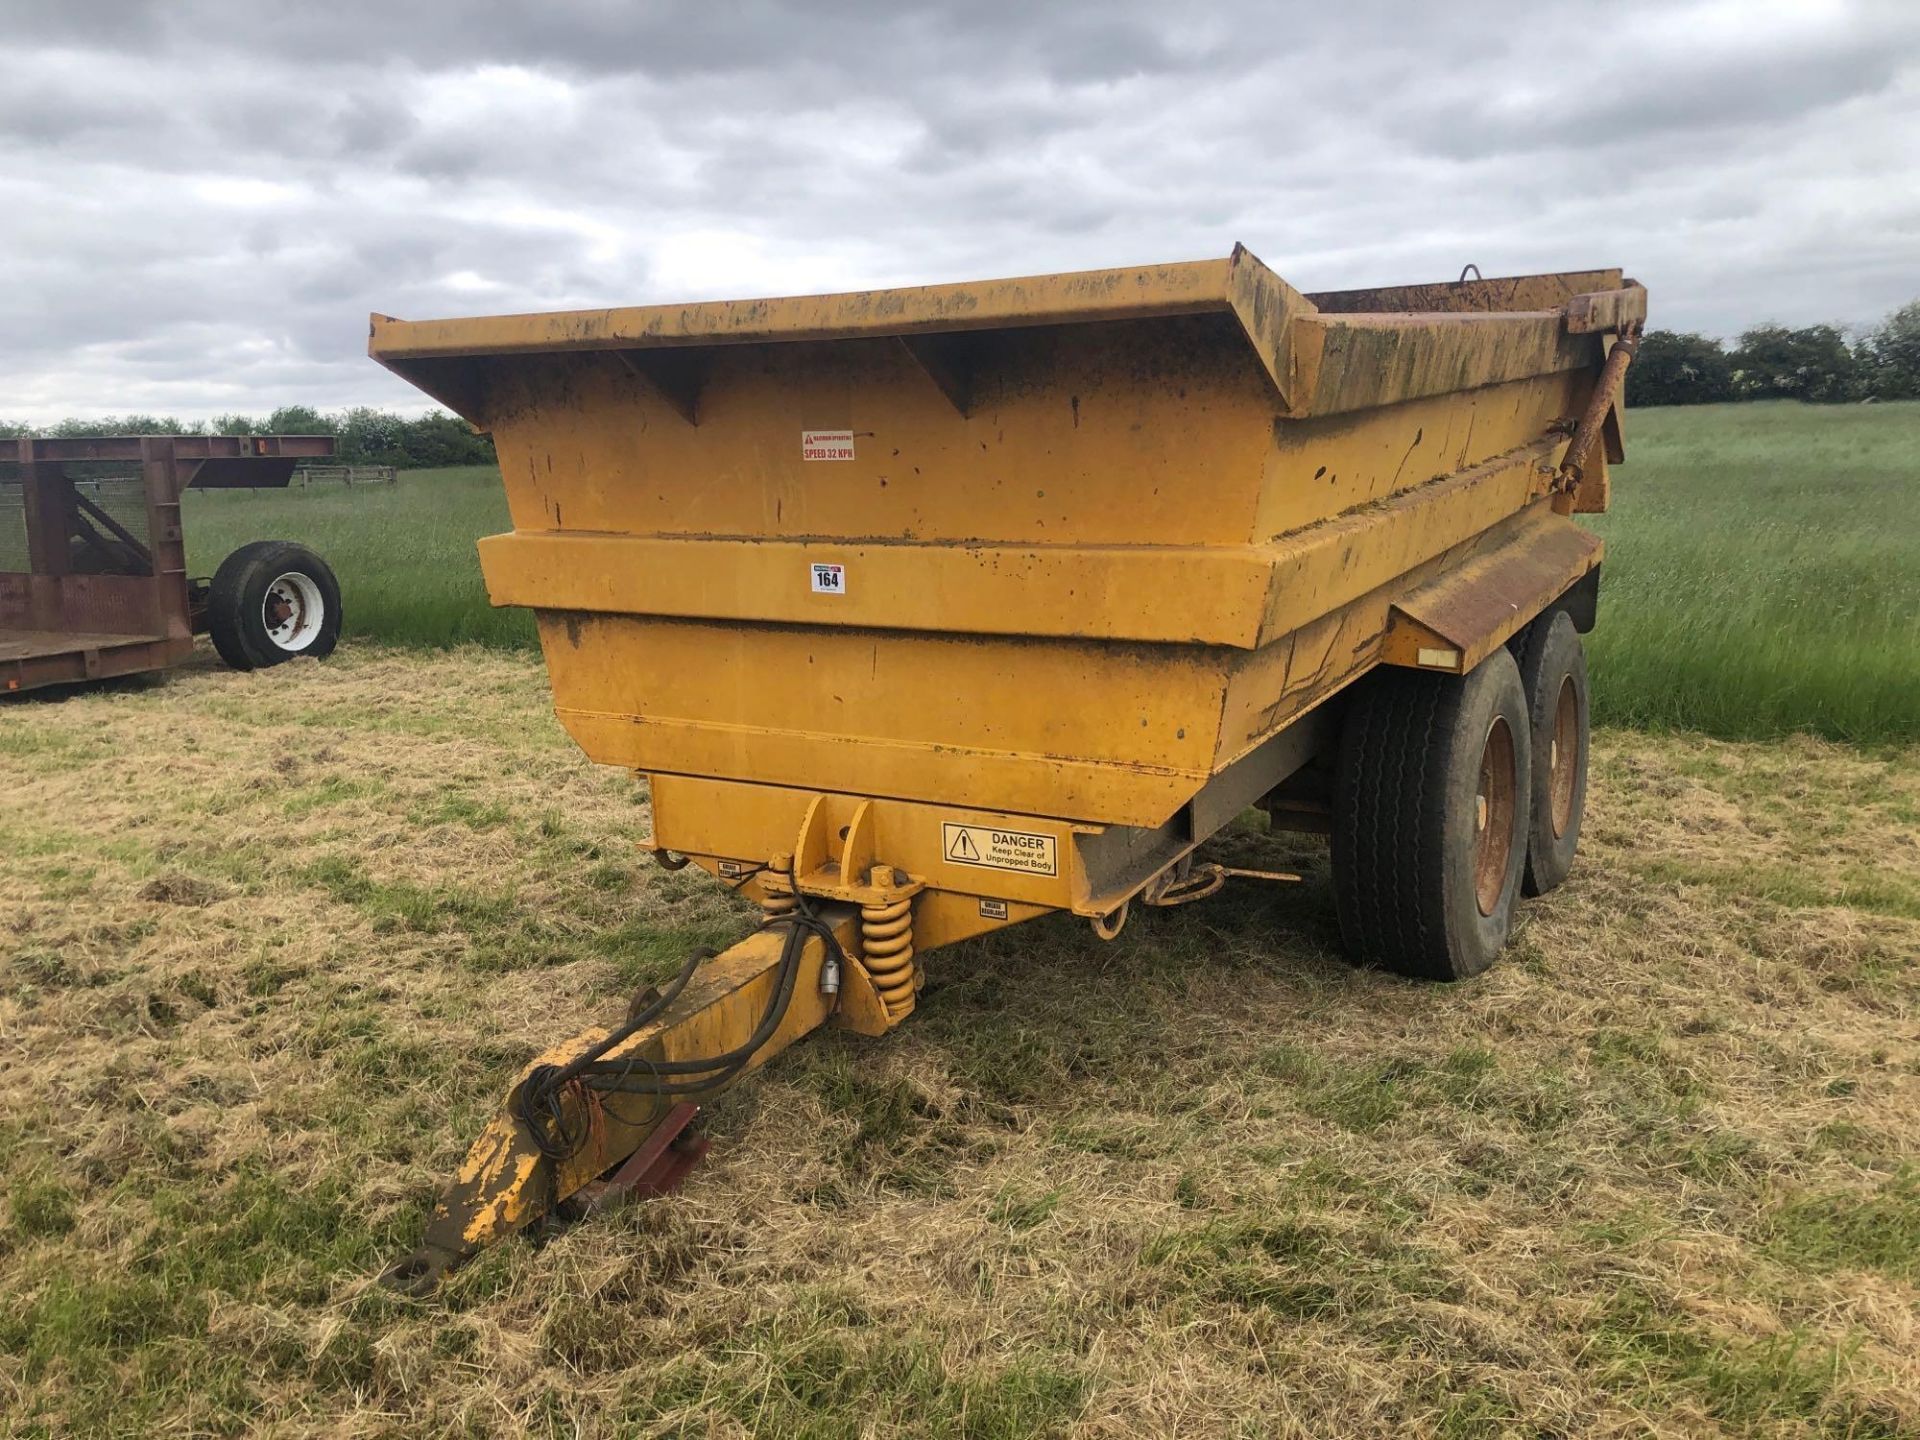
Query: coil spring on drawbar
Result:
<box><xmin>859</xmin><ymin>895</ymin><xmax>917</xmax><ymax>1021</ymax></box>
<box><xmin>760</xmin><ymin>888</ymin><xmax>799</xmax><ymax>919</ymax></box>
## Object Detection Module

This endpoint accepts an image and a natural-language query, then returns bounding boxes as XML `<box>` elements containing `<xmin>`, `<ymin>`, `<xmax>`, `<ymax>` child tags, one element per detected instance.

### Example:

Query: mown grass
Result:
<box><xmin>2</xmin><ymin>650</ymin><xmax>1916</xmax><ymax>1435</ymax></box>
<box><xmin>181</xmin><ymin>400</ymin><xmax>1920</xmax><ymax>743</ymax></box>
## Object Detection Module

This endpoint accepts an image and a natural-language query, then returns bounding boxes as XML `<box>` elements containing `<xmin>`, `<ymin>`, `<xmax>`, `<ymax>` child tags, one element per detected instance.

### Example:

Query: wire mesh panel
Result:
<box><xmin>0</xmin><ymin>464</ymin><xmax>155</xmax><ymax>576</ymax></box>
<box><xmin>69</xmin><ymin>473</ymin><xmax>154</xmax><ymax>574</ymax></box>
<box><xmin>0</xmin><ymin>482</ymin><xmax>26</xmax><ymax>573</ymax></box>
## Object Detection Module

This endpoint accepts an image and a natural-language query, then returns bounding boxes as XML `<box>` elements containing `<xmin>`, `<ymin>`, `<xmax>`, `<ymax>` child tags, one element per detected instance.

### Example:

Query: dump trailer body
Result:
<box><xmin>372</xmin><ymin>248</ymin><xmax>1637</xmax><ymax>931</ymax></box>
<box><xmin>1</xmin><ymin>435</ymin><xmax>335</xmax><ymax>692</ymax></box>
<box><xmin>369</xmin><ymin>248</ymin><xmax>1643</xmax><ymax>1287</ymax></box>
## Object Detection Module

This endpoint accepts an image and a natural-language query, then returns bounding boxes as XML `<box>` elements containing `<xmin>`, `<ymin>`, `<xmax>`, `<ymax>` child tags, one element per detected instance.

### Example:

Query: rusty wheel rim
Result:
<box><xmin>1548</xmin><ymin>676</ymin><xmax>1579</xmax><ymax>839</ymax></box>
<box><xmin>262</xmin><ymin>572</ymin><xmax>325</xmax><ymax>652</ymax></box>
<box><xmin>1473</xmin><ymin>716</ymin><xmax>1517</xmax><ymax>916</ymax></box>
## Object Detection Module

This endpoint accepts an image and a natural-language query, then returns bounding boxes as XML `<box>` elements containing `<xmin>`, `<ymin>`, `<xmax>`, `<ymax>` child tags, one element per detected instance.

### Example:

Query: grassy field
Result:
<box><xmin>2</xmin><ymin>650</ymin><xmax>1918</xmax><ymax>1437</ymax></box>
<box><xmin>185</xmin><ymin>470</ymin><xmax>533</xmax><ymax>651</ymax></box>
<box><xmin>3</xmin><ymin>401</ymin><xmax>1910</xmax><ymax>1435</ymax></box>
<box><xmin>180</xmin><ymin>400</ymin><xmax>1920</xmax><ymax>744</ymax></box>
<box><xmin>1583</xmin><ymin>402</ymin><xmax>1919</xmax><ymax>743</ymax></box>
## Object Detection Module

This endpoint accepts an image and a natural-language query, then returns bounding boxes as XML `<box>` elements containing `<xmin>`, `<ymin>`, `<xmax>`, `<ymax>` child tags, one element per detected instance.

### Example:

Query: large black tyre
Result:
<box><xmin>1513</xmin><ymin>609</ymin><xmax>1589</xmax><ymax>897</ymax></box>
<box><xmin>1331</xmin><ymin>649</ymin><xmax>1532</xmax><ymax>981</ymax></box>
<box><xmin>207</xmin><ymin>541</ymin><xmax>342</xmax><ymax>671</ymax></box>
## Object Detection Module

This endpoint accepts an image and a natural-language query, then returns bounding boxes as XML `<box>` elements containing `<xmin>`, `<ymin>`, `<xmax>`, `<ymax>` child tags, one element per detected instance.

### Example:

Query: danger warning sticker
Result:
<box><xmin>802</xmin><ymin>429</ymin><xmax>856</xmax><ymax>461</ymax></box>
<box><xmin>941</xmin><ymin>823</ymin><xmax>1057</xmax><ymax>877</ymax></box>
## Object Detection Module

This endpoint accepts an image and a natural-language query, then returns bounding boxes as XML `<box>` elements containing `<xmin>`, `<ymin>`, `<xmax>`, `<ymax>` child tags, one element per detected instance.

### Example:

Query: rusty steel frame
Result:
<box><xmin>1</xmin><ymin>433</ymin><xmax>335</xmax><ymax>693</ymax></box>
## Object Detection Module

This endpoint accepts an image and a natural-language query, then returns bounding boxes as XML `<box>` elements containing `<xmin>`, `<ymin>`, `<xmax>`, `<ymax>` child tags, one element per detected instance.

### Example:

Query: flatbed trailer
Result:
<box><xmin>368</xmin><ymin>247</ymin><xmax>1644</xmax><ymax>1290</ymax></box>
<box><xmin>1</xmin><ymin>434</ymin><xmax>344</xmax><ymax>692</ymax></box>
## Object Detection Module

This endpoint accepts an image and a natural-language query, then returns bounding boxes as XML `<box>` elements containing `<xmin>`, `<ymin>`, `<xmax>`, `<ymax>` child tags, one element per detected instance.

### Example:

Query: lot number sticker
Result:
<box><xmin>810</xmin><ymin>563</ymin><xmax>846</xmax><ymax>594</ymax></box>
<box><xmin>802</xmin><ymin>430</ymin><xmax>856</xmax><ymax>461</ymax></box>
<box><xmin>941</xmin><ymin>823</ymin><xmax>1057</xmax><ymax>877</ymax></box>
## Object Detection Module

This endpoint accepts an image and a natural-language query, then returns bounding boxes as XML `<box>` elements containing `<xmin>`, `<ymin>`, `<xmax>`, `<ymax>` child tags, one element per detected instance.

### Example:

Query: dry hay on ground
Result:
<box><xmin>1</xmin><ymin>646</ymin><xmax>1916</xmax><ymax>1439</ymax></box>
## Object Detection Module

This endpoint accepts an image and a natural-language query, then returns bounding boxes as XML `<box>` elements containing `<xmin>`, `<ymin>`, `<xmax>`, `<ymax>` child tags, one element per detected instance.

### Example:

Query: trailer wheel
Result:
<box><xmin>207</xmin><ymin>541</ymin><xmax>342</xmax><ymax>671</ymax></box>
<box><xmin>1513</xmin><ymin>609</ymin><xmax>1589</xmax><ymax>896</ymax></box>
<box><xmin>1331</xmin><ymin>650</ymin><xmax>1531</xmax><ymax>981</ymax></box>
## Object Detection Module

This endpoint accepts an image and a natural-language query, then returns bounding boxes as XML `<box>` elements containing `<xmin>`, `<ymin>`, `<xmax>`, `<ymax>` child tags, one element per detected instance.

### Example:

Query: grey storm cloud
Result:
<box><xmin>2</xmin><ymin>0</ymin><xmax>1917</xmax><ymax>421</ymax></box>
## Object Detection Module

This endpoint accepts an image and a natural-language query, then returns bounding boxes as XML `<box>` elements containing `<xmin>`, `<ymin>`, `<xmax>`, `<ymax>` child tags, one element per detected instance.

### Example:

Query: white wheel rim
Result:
<box><xmin>263</xmin><ymin>572</ymin><xmax>325</xmax><ymax>651</ymax></box>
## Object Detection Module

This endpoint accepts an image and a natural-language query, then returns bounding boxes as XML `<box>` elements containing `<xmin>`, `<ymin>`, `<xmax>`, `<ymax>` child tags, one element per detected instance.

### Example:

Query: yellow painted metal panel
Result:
<box><xmin>481</xmin><ymin>314</ymin><xmax>1280</xmax><ymax>549</ymax></box>
<box><xmin>370</xmin><ymin>248</ymin><xmax>1637</xmax><ymax>426</ymax></box>
<box><xmin>1252</xmin><ymin>442</ymin><xmax>1554</xmax><ymax>644</ymax></box>
<box><xmin>1253</xmin><ymin>369</ymin><xmax>1582</xmax><ymax>540</ymax></box>
<box><xmin>374</xmin><ymin>248</ymin><xmax>1317</xmax><ymax>416</ymax></box>
<box><xmin>543</xmin><ymin>613</ymin><xmax>1222</xmax><ymax>826</ymax></box>
<box><xmin>1289</xmin><ymin>312</ymin><xmax>1602</xmax><ymax>418</ymax></box>
<box><xmin>651</xmin><ymin>773</ymin><xmax>1082</xmax><ymax>911</ymax></box>
<box><xmin>1213</xmin><ymin>499</ymin><xmax>1582</xmax><ymax>767</ymax></box>
<box><xmin>1306</xmin><ymin>269</ymin><xmax>1625</xmax><ymax>315</ymax></box>
<box><xmin>373</xmin><ymin>257</ymin><xmax>1249</xmax><ymax>357</ymax></box>
<box><xmin>481</xmin><ymin>434</ymin><xmax>1571</xmax><ymax>647</ymax></box>
<box><xmin>1216</xmin><ymin>592</ymin><xmax>1389</xmax><ymax>769</ymax></box>
<box><xmin>535</xmin><ymin>454</ymin><xmax>1565</xmax><ymax>823</ymax></box>
<box><xmin>1566</xmin><ymin>285</ymin><xmax>1650</xmax><ymax>334</ymax></box>
<box><xmin>481</xmin><ymin>532</ymin><xmax>1277</xmax><ymax>647</ymax></box>
<box><xmin>374</xmin><ymin>251</ymin><xmax>1628</xmax><ymax>839</ymax></box>
<box><xmin>561</xmin><ymin>706</ymin><xmax>1208</xmax><ymax>827</ymax></box>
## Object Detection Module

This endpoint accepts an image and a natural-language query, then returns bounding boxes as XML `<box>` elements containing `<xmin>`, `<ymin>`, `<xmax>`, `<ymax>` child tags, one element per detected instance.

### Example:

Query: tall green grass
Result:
<box><xmin>180</xmin><ymin>401</ymin><xmax>1920</xmax><ymax>743</ymax></box>
<box><xmin>1585</xmin><ymin>400</ymin><xmax>1918</xmax><ymax>743</ymax></box>
<box><xmin>184</xmin><ymin>467</ymin><xmax>533</xmax><ymax>649</ymax></box>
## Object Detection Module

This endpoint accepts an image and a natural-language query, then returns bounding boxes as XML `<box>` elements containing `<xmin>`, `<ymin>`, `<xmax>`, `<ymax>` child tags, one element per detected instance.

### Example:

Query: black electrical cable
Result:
<box><xmin>508</xmin><ymin>857</ymin><xmax>846</xmax><ymax>1165</ymax></box>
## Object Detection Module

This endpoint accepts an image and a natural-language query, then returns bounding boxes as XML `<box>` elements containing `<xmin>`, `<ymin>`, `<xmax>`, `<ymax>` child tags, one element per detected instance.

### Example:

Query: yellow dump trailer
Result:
<box><xmin>370</xmin><ymin>247</ymin><xmax>1643</xmax><ymax>1289</ymax></box>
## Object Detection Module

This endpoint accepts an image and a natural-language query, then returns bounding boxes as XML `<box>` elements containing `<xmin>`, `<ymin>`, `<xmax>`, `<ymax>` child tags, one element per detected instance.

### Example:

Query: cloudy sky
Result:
<box><xmin>3</xmin><ymin>0</ymin><xmax>1916</xmax><ymax>423</ymax></box>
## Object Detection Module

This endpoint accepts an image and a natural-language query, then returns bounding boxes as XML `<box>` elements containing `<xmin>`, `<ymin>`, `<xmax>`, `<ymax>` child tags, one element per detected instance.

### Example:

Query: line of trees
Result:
<box><xmin>0</xmin><ymin>407</ymin><xmax>495</xmax><ymax>468</ymax></box>
<box><xmin>1626</xmin><ymin>300</ymin><xmax>1920</xmax><ymax>408</ymax></box>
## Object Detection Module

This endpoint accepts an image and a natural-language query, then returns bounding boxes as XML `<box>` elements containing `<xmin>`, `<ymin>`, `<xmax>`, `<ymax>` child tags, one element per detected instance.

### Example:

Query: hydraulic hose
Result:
<box><xmin>508</xmin><ymin>862</ymin><xmax>845</xmax><ymax>1163</ymax></box>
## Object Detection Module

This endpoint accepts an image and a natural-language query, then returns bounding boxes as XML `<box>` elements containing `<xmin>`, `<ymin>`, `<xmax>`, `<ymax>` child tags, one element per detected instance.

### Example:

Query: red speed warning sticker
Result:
<box><xmin>801</xmin><ymin>429</ymin><xmax>856</xmax><ymax>461</ymax></box>
<box><xmin>941</xmin><ymin>822</ymin><xmax>1057</xmax><ymax>876</ymax></box>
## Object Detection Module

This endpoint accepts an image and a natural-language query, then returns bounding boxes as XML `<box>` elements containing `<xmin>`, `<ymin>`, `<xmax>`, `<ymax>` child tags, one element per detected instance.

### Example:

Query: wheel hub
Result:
<box><xmin>1473</xmin><ymin>716</ymin><xmax>1517</xmax><ymax>916</ymax></box>
<box><xmin>262</xmin><ymin>572</ymin><xmax>326</xmax><ymax>652</ymax></box>
<box><xmin>1548</xmin><ymin>676</ymin><xmax>1579</xmax><ymax>839</ymax></box>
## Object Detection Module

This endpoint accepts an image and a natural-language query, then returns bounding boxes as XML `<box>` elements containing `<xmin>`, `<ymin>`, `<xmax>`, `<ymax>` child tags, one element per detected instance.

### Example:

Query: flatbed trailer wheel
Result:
<box><xmin>207</xmin><ymin>541</ymin><xmax>342</xmax><ymax>671</ymax></box>
<box><xmin>1513</xmin><ymin>609</ymin><xmax>1589</xmax><ymax>896</ymax></box>
<box><xmin>1331</xmin><ymin>649</ymin><xmax>1532</xmax><ymax>981</ymax></box>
